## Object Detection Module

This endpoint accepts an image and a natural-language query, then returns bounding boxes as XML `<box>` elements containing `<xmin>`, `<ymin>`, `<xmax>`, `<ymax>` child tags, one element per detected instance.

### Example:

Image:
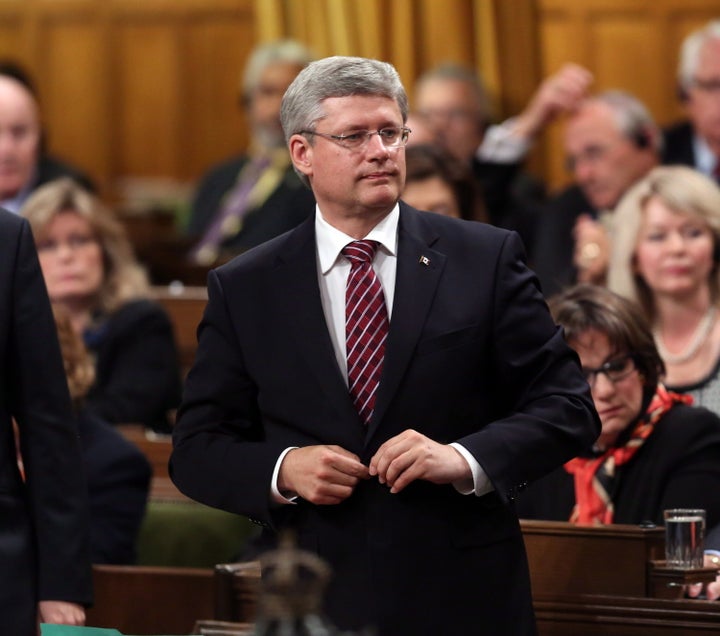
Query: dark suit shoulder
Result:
<box><xmin>109</xmin><ymin>298</ymin><xmax>173</xmax><ymax>326</ymax></box>
<box><xmin>0</xmin><ymin>206</ymin><xmax>27</xmax><ymax>233</ymax></box>
<box><xmin>36</xmin><ymin>155</ymin><xmax>96</xmax><ymax>193</ymax></box>
<box><xmin>215</xmin><ymin>215</ymin><xmax>315</xmax><ymax>277</ymax></box>
<box><xmin>661</xmin><ymin>120</ymin><xmax>695</xmax><ymax>167</ymax></box>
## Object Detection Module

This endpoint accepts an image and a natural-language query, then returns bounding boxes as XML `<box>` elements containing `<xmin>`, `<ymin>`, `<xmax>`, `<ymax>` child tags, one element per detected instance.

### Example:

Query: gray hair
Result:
<box><xmin>678</xmin><ymin>20</ymin><xmax>720</xmax><ymax>91</ymax></box>
<box><xmin>281</xmin><ymin>56</ymin><xmax>408</xmax><ymax>141</ymax></box>
<box><xmin>281</xmin><ymin>56</ymin><xmax>409</xmax><ymax>187</ymax></box>
<box><xmin>586</xmin><ymin>90</ymin><xmax>663</xmax><ymax>154</ymax></box>
<box><xmin>608</xmin><ymin>165</ymin><xmax>720</xmax><ymax>319</ymax></box>
<box><xmin>414</xmin><ymin>63</ymin><xmax>493</xmax><ymax>123</ymax></box>
<box><xmin>241</xmin><ymin>39</ymin><xmax>315</xmax><ymax>102</ymax></box>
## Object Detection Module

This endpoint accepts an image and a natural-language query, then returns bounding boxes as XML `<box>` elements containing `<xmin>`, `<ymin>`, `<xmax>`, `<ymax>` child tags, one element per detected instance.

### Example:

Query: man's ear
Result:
<box><xmin>289</xmin><ymin>134</ymin><xmax>313</xmax><ymax>178</ymax></box>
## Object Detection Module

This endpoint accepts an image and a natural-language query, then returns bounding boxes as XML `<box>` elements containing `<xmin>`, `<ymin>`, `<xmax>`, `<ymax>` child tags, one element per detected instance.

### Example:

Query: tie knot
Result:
<box><xmin>342</xmin><ymin>240</ymin><xmax>378</xmax><ymax>265</ymax></box>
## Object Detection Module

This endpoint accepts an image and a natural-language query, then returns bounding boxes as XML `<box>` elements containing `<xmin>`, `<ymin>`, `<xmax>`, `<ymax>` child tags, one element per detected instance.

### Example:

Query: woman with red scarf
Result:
<box><xmin>516</xmin><ymin>284</ymin><xmax>720</xmax><ymax>530</ymax></box>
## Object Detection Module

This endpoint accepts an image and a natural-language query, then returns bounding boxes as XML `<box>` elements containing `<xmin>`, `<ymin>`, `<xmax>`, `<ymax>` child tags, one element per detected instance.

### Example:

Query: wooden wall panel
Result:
<box><xmin>417</xmin><ymin>0</ymin><xmax>475</xmax><ymax>69</ymax></box>
<box><xmin>0</xmin><ymin>18</ymin><xmax>23</xmax><ymax>62</ymax></box>
<box><xmin>39</xmin><ymin>17</ymin><xmax>108</xmax><ymax>188</ymax></box>
<box><xmin>183</xmin><ymin>18</ymin><xmax>254</xmax><ymax>181</ymax></box>
<box><xmin>113</xmin><ymin>23</ymin><xmax>183</xmax><ymax>178</ymax></box>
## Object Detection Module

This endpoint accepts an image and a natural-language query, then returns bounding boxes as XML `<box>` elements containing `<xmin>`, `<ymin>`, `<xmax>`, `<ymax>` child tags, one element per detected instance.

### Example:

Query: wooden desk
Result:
<box><xmin>521</xmin><ymin>519</ymin><xmax>665</xmax><ymax>597</ymax></box>
<box><xmin>86</xmin><ymin>564</ymin><xmax>214</xmax><ymax>634</ymax></box>
<box><xmin>521</xmin><ymin>520</ymin><xmax>720</xmax><ymax>635</ymax></box>
<box><xmin>151</xmin><ymin>284</ymin><xmax>207</xmax><ymax>375</ymax></box>
<box><xmin>534</xmin><ymin>593</ymin><xmax>720</xmax><ymax>635</ymax></box>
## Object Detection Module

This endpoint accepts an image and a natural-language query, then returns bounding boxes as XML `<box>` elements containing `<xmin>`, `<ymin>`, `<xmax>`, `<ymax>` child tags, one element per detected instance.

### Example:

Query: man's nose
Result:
<box><xmin>365</xmin><ymin>132</ymin><xmax>391</xmax><ymax>157</ymax></box>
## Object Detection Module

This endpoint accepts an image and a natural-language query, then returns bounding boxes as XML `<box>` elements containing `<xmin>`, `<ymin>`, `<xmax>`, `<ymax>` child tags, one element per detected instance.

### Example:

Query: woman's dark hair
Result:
<box><xmin>404</xmin><ymin>144</ymin><xmax>486</xmax><ymax>222</ymax></box>
<box><xmin>549</xmin><ymin>284</ymin><xmax>665</xmax><ymax>394</ymax></box>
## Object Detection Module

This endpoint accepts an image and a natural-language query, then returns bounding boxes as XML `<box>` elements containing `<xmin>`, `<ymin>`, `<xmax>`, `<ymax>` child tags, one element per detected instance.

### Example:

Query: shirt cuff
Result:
<box><xmin>271</xmin><ymin>447</ymin><xmax>299</xmax><ymax>504</ymax></box>
<box><xmin>477</xmin><ymin>118</ymin><xmax>530</xmax><ymax>164</ymax></box>
<box><xmin>449</xmin><ymin>442</ymin><xmax>494</xmax><ymax>497</ymax></box>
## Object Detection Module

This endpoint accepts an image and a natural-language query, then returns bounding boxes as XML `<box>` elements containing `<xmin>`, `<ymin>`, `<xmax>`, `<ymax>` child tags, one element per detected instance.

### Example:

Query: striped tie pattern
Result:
<box><xmin>342</xmin><ymin>240</ymin><xmax>389</xmax><ymax>425</ymax></box>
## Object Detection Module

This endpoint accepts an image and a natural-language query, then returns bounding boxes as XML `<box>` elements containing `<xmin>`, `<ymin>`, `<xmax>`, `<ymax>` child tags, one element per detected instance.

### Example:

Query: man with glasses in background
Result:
<box><xmin>171</xmin><ymin>55</ymin><xmax>599</xmax><ymax>636</ymax></box>
<box><xmin>664</xmin><ymin>20</ymin><xmax>720</xmax><ymax>181</ymax></box>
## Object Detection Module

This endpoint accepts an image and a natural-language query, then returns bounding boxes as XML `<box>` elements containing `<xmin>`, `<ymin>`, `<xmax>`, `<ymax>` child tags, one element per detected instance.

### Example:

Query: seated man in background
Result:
<box><xmin>664</xmin><ymin>19</ymin><xmax>720</xmax><ymax>180</ymax></box>
<box><xmin>188</xmin><ymin>40</ymin><xmax>317</xmax><ymax>266</ymax></box>
<box><xmin>0</xmin><ymin>60</ymin><xmax>94</xmax><ymax>213</ymax></box>
<box><xmin>530</xmin><ymin>91</ymin><xmax>661</xmax><ymax>296</ymax></box>
<box><xmin>53</xmin><ymin>307</ymin><xmax>151</xmax><ymax>565</ymax></box>
<box><xmin>412</xmin><ymin>62</ymin><xmax>591</xmax><ymax>246</ymax></box>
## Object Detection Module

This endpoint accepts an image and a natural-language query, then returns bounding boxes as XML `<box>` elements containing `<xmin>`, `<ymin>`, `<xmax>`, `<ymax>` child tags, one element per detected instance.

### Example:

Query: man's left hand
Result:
<box><xmin>38</xmin><ymin>600</ymin><xmax>86</xmax><ymax>625</ymax></box>
<box><xmin>369</xmin><ymin>429</ymin><xmax>470</xmax><ymax>493</ymax></box>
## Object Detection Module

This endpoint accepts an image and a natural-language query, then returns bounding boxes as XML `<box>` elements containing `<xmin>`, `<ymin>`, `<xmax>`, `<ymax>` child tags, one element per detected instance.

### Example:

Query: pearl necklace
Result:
<box><xmin>653</xmin><ymin>307</ymin><xmax>717</xmax><ymax>364</ymax></box>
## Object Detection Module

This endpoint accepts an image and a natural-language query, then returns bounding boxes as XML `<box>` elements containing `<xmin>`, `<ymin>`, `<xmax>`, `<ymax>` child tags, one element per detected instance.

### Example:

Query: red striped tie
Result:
<box><xmin>342</xmin><ymin>240</ymin><xmax>389</xmax><ymax>425</ymax></box>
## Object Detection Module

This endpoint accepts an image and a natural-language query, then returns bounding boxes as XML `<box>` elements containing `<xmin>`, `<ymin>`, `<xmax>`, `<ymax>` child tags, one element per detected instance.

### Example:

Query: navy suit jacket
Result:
<box><xmin>171</xmin><ymin>203</ymin><xmax>599</xmax><ymax>635</ymax></box>
<box><xmin>662</xmin><ymin>120</ymin><xmax>697</xmax><ymax>168</ymax></box>
<box><xmin>0</xmin><ymin>211</ymin><xmax>92</xmax><ymax>633</ymax></box>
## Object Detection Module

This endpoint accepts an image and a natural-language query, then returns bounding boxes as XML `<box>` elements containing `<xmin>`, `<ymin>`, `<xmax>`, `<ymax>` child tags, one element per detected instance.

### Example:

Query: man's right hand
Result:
<box><xmin>278</xmin><ymin>445</ymin><xmax>370</xmax><ymax>505</ymax></box>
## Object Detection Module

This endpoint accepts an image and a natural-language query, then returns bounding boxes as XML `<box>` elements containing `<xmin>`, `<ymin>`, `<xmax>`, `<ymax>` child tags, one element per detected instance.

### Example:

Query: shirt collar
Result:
<box><xmin>0</xmin><ymin>169</ymin><xmax>36</xmax><ymax>214</ymax></box>
<box><xmin>693</xmin><ymin>133</ymin><xmax>717</xmax><ymax>176</ymax></box>
<box><xmin>315</xmin><ymin>203</ymin><xmax>399</xmax><ymax>275</ymax></box>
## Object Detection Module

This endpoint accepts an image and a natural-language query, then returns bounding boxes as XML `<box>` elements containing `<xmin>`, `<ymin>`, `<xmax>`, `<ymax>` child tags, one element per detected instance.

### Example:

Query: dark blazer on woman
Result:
<box><xmin>171</xmin><ymin>204</ymin><xmax>599</xmax><ymax>635</ymax></box>
<box><xmin>84</xmin><ymin>299</ymin><xmax>182</xmax><ymax>432</ymax></box>
<box><xmin>0</xmin><ymin>210</ymin><xmax>92</xmax><ymax>633</ymax></box>
<box><xmin>515</xmin><ymin>403</ymin><xmax>720</xmax><ymax>530</ymax></box>
<box><xmin>79</xmin><ymin>411</ymin><xmax>151</xmax><ymax>564</ymax></box>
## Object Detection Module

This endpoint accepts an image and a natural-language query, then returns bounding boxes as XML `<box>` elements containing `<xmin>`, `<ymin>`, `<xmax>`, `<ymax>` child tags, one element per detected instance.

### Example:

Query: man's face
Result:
<box><xmin>414</xmin><ymin>77</ymin><xmax>485</xmax><ymax>163</ymax></box>
<box><xmin>685</xmin><ymin>37</ymin><xmax>720</xmax><ymax>155</ymax></box>
<box><xmin>564</xmin><ymin>102</ymin><xmax>656</xmax><ymax>210</ymax></box>
<box><xmin>247</xmin><ymin>61</ymin><xmax>305</xmax><ymax>149</ymax></box>
<box><xmin>289</xmin><ymin>95</ymin><xmax>406</xmax><ymax>223</ymax></box>
<box><xmin>0</xmin><ymin>77</ymin><xmax>40</xmax><ymax>200</ymax></box>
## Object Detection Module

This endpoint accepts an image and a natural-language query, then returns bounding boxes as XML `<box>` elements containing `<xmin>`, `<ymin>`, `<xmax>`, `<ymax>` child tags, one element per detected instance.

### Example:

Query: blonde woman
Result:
<box><xmin>22</xmin><ymin>178</ymin><xmax>182</xmax><ymax>431</ymax></box>
<box><xmin>608</xmin><ymin>165</ymin><xmax>720</xmax><ymax>413</ymax></box>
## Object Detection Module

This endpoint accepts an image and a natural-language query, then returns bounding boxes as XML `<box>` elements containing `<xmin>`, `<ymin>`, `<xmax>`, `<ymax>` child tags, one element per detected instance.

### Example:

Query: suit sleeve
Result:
<box><xmin>457</xmin><ymin>231</ymin><xmax>600</xmax><ymax>504</ymax></box>
<box><xmin>170</xmin><ymin>269</ymin><xmax>286</xmax><ymax>526</ymax></box>
<box><xmin>10</xmin><ymin>219</ymin><xmax>92</xmax><ymax>603</ymax></box>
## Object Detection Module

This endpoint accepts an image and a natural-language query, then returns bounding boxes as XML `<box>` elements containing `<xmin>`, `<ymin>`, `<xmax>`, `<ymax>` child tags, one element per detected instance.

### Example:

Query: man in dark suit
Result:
<box><xmin>0</xmin><ymin>209</ymin><xmax>92</xmax><ymax>633</ymax></box>
<box><xmin>187</xmin><ymin>40</ymin><xmax>316</xmax><ymax>266</ymax></box>
<box><xmin>663</xmin><ymin>20</ymin><xmax>720</xmax><ymax>179</ymax></box>
<box><xmin>0</xmin><ymin>61</ymin><xmax>94</xmax><ymax>214</ymax></box>
<box><xmin>530</xmin><ymin>91</ymin><xmax>660</xmax><ymax>297</ymax></box>
<box><xmin>171</xmin><ymin>56</ymin><xmax>599</xmax><ymax>636</ymax></box>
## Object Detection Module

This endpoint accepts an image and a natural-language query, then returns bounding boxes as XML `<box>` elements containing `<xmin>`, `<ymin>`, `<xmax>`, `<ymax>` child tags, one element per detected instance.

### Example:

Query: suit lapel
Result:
<box><xmin>366</xmin><ymin>206</ymin><xmax>445</xmax><ymax>443</ymax></box>
<box><xmin>273</xmin><ymin>219</ymin><xmax>364</xmax><ymax>445</ymax></box>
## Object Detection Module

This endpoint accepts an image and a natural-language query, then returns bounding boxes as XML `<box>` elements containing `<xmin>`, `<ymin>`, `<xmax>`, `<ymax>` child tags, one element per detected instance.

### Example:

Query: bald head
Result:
<box><xmin>564</xmin><ymin>94</ymin><xmax>659</xmax><ymax>210</ymax></box>
<box><xmin>0</xmin><ymin>75</ymin><xmax>41</xmax><ymax>200</ymax></box>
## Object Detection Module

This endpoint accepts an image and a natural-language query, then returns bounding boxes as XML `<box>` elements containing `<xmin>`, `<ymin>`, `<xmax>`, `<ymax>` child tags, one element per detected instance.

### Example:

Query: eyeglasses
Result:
<box><xmin>690</xmin><ymin>77</ymin><xmax>720</xmax><ymax>95</ymax></box>
<box><xmin>581</xmin><ymin>354</ymin><xmax>637</xmax><ymax>387</ymax></box>
<box><xmin>37</xmin><ymin>234</ymin><xmax>98</xmax><ymax>254</ymax></box>
<box><xmin>299</xmin><ymin>126</ymin><xmax>411</xmax><ymax>150</ymax></box>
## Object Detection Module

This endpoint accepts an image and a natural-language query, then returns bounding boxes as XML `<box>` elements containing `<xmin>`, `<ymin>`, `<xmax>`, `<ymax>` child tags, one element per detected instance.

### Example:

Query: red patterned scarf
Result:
<box><xmin>564</xmin><ymin>385</ymin><xmax>693</xmax><ymax>525</ymax></box>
